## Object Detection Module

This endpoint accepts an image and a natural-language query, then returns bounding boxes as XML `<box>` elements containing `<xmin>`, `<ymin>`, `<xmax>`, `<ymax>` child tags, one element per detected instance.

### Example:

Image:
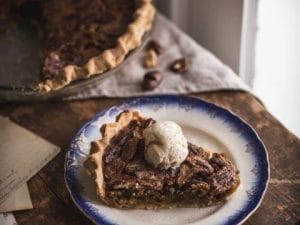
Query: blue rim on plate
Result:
<box><xmin>64</xmin><ymin>95</ymin><xmax>270</xmax><ymax>225</ymax></box>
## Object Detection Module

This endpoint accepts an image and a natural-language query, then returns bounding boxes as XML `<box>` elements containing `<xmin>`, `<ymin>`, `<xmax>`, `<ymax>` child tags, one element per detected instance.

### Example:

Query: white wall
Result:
<box><xmin>155</xmin><ymin>0</ymin><xmax>300</xmax><ymax>136</ymax></box>
<box><xmin>155</xmin><ymin>0</ymin><xmax>244</xmax><ymax>74</ymax></box>
<box><xmin>254</xmin><ymin>0</ymin><xmax>300</xmax><ymax>136</ymax></box>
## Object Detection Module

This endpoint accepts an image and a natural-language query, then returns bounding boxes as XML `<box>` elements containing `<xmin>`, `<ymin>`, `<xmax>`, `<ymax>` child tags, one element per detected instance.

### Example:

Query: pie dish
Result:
<box><xmin>84</xmin><ymin>110</ymin><xmax>240</xmax><ymax>209</ymax></box>
<box><xmin>1</xmin><ymin>0</ymin><xmax>155</xmax><ymax>92</ymax></box>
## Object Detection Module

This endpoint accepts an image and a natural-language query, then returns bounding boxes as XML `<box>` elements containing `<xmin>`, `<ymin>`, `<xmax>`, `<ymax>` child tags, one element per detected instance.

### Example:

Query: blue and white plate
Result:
<box><xmin>65</xmin><ymin>95</ymin><xmax>269</xmax><ymax>225</ymax></box>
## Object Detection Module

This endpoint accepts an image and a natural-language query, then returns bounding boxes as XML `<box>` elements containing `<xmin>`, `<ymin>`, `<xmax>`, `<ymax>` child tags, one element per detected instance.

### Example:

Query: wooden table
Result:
<box><xmin>1</xmin><ymin>91</ymin><xmax>299</xmax><ymax>225</ymax></box>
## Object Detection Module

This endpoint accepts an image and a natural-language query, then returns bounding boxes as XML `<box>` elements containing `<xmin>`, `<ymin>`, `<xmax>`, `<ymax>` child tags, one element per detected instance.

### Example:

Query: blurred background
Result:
<box><xmin>155</xmin><ymin>0</ymin><xmax>300</xmax><ymax>137</ymax></box>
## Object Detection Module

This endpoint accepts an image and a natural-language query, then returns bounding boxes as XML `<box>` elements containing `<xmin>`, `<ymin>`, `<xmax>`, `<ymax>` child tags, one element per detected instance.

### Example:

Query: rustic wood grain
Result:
<box><xmin>1</xmin><ymin>91</ymin><xmax>299</xmax><ymax>225</ymax></box>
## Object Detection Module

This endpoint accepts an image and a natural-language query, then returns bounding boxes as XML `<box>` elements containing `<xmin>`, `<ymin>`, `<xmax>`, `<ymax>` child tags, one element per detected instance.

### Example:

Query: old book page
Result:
<box><xmin>0</xmin><ymin>116</ymin><xmax>60</xmax><ymax>206</ymax></box>
<box><xmin>0</xmin><ymin>184</ymin><xmax>32</xmax><ymax>213</ymax></box>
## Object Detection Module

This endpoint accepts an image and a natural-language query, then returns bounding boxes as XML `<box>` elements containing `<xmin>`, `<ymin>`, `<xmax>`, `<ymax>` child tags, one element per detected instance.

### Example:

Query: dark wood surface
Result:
<box><xmin>1</xmin><ymin>91</ymin><xmax>299</xmax><ymax>225</ymax></box>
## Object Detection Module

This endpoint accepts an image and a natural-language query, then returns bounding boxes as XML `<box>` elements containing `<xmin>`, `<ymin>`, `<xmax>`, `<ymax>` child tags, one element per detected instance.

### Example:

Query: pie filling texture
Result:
<box><xmin>84</xmin><ymin>111</ymin><xmax>240</xmax><ymax>209</ymax></box>
<box><xmin>41</xmin><ymin>0</ymin><xmax>137</xmax><ymax>78</ymax></box>
<box><xmin>1</xmin><ymin>0</ymin><xmax>155</xmax><ymax>91</ymax></box>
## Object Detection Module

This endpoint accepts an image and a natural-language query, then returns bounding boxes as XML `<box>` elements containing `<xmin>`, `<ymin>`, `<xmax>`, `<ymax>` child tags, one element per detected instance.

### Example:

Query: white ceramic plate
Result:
<box><xmin>65</xmin><ymin>95</ymin><xmax>269</xmax><ymax>225</ymax></box>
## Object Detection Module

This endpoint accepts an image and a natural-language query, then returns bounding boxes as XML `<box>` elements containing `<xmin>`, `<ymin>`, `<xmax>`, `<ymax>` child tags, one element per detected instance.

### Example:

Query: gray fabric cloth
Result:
<box><xmin>67</xmin><ymin>14</ymin><xmax>249</xmax><ymax>100</ymax></box>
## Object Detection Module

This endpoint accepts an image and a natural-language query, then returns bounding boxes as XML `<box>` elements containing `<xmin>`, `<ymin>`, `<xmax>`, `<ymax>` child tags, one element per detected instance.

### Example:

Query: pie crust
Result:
<box><xmin>34</xmin><ymin>0</ymin><xmax>156</xmax><ymax>92</ymax></box>
<box><xmin>84</xmin><ymin>111</ymin><xmax>240</xmax><ymax>209</ymax></box>
<box><xmin>84</xmin><ymin>111</ymin><xmax>144</xmax><ymax>200</ymax></box>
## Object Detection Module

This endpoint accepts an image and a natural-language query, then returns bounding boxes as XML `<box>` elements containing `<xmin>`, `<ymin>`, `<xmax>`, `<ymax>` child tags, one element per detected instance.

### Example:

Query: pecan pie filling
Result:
<box><xmin>101</xmin><ymin>116</ymin><xmax>240</xmax><ymax>207</ymax></box>
<box><xmin>1</xmin><ymin>0</ymin><xmax>156</xmax><ymax>91</ymax></box>
<box><xmin>41</xmin><ymin>0</ymin><xmax>136</xmax><ymax>78</ymax></box>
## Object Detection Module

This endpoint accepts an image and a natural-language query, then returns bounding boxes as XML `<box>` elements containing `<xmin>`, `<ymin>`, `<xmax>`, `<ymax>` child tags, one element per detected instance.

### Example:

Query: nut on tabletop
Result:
<box><xmin>169</xmin><ymin>57</ymin><xmax>188</xmax><ymax>73</ymax></box>
<box><xmin>144</xmin><ymin>49</ymin><xmax>158</xmax><ymax>69</ymax></box>
<box><xmin>146</xmin><ymin>40</ymin><xmax>164</xmax><ymax>55</ymax></box>
<box><xmin>142</xmin><ymin>70</ymin><xmax>163</xmax><ymax>90</ymax></box>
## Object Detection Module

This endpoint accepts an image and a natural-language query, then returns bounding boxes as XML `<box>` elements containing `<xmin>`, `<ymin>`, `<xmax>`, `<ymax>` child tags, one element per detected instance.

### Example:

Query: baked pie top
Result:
<box><xmin>1</xmin><ymin>0</ymin><xmax>155</xmax><ymax>92</ymax></box>
<box><xmin>42</xmin><ymin>0</ymin><xmax>137</xmax><ymax>77</ymax></box>
<box><xmin>84</xmin><ymin>111</ymin><xmax>240</xmax><ymax>209</ymax></box>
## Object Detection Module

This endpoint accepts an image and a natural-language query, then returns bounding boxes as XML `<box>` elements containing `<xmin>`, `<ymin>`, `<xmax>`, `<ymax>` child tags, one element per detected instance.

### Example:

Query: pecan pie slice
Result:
<box><xmin>2</xmin><ymin>0</ymin><xmax>155</xmax><ymax>91</ymax></box>
<box><xmin>84</xmin><ymin>111</ymin><xmax>240</xmax><ymax>209</ymax></box>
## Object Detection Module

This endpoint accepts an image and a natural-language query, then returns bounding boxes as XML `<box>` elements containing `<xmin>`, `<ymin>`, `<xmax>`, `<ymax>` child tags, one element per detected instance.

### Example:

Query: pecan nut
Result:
<box><xmin>144</xmin><ymin>49</ymin><xmax>157</xmax><ymax>68</ymax></box>
<box><xmin>146</xmin><ymin>40</ymin><xmax>164</xmax><ymax>55</ymax></box>
<box><xmin>142</xmin><ymin>71</ymin><xmax>163</xmax><ymax>90</ymax></box>
<box><xmin>169</xmin><ymin>57</ymin><xmax>188</xmax><ymax>73</ymax></box>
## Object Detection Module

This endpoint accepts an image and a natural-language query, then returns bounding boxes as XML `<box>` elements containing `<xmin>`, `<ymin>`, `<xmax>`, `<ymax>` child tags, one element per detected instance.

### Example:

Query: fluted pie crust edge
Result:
<box><xmin>83</xmin><ymin>111</ymin><xmax>145</xmax><ymax>206</ymax></box>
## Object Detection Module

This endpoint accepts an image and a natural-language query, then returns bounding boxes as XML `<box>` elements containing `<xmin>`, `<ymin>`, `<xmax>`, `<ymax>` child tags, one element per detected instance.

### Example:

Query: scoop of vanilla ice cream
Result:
<box><xmin>143</xmin><ymin>121</ymin><xmax>188</xmax><ymax>169</ymax></box>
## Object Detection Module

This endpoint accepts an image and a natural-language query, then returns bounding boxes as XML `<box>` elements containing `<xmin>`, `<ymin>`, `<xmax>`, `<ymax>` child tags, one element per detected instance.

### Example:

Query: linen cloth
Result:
<box><xmin>67</xmin><ymin>14</ymin><xmax>249</xmax><ymax>100</ymax></box>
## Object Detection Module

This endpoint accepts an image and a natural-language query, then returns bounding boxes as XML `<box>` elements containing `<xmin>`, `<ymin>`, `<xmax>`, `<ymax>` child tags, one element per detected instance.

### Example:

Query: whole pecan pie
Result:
<box><xmin>1</xmin><ymin>0</ymin><xmax>155</xmax><ymax>91</ymax></box>
<box><xmin>84</xmin><ymin>111</ymin><xmax>240</xmax><ymax>209</ymax></box>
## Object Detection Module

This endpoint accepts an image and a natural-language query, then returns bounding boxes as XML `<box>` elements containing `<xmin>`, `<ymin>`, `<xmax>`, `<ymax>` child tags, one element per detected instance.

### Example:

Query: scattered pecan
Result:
<box><xmin>169</xmin><ymin>57</ymin><xmax>188</xmax><ymax>73</ymax></box>
<box><xmin>146</xmin><ymin>40</ymin><xmax>164</xmax><ymax>55</ymax></box>
<box><xmin>142</xmin><ymin>70</ymin><xmax>163</xmax><ymax>90</ymax></box>
<box><xmin>144</xmin><ymin>49</ymin><xmax>158</xmax><ymax>68</ymax></box>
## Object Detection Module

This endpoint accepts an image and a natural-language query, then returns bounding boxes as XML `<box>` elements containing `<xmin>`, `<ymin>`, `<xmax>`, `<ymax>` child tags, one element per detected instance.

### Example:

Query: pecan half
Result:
<box><xmin>177</xmin><ymin>163</ymin><xmax>194</xmax><ymax>186</ymax></box>
<box><xmin>169</xmin><ymin>57</ymin><xmax>188</xmax><ymax>73</ymax></box>
<box><xmin>144</xmin><ymin>49</ymin><xmax>157</xmax><ymax>68</ymax></box>
<box><xmin>146</xmin><ymin>40</ymin><xmax>164</xmax><ymax>55</ymax></box>
<box><xmin>142</xmin><ymin>71</ymin><xmax>163</xmax><ymax>90</ymax></box>
<box><xmin>186</xmin><ymin>155</ymin><xmax>214</xmax><ymax>175</ymax></box>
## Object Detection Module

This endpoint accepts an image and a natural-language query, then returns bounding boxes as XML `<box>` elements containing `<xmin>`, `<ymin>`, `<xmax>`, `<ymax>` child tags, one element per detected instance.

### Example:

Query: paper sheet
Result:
<box><xmin>0</xmin><ymin>184</ymin><xmax>32</xmax><ymax>213</ymax></box>
<box><xmin>0</xmin><ymin>116</ymin><xmax>60</xmax><ymax>205</ymax></box>
<box><xmin>0</xmin><ymin>213</ymin><xmax>17</xmax><ymax>225</ymax></box>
